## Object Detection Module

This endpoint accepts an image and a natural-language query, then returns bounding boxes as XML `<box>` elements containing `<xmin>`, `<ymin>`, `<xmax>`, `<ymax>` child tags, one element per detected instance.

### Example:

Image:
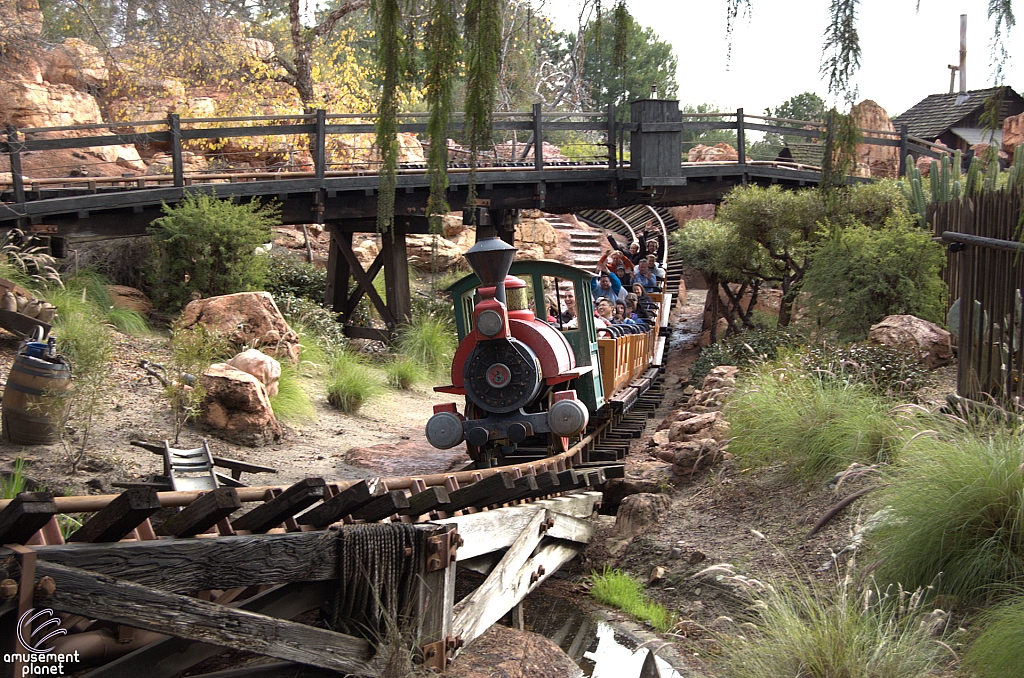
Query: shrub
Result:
<box><xmin>875</xmin><ymin>431</ymin><xmax>1024</xmax><ymax>604</ymax></box>
<box><xmin>803</xmin><ymin>213</ymin><xmax>946</xmax><ymax>340</ymax></box>
<box><xmin>384</xmin><ymin>356</ymin><xmax>426</xmax><ymax>390</ymax></box>
<box><xmin>690</xmin><ymin>327</ymin><xmax>798</xmax><ymax>383</ymax></box>
<box><xmin>1</xmin><ymin>458</ymin><xmax>28</xmax><ymax>499</ymax></box>
<box><xmin>718</xmin><ymin>569</ymin><xmax>949</xmax><ymax>678</ymax></box>
<box><xmin>326</xmin><ymin>351</ymin><xmax>381</xmax><ymax>413</ymax></box>
<box><xmin>165</xmin><ymin>322</ymin><xmax>234</xmax><ymax>444</ymax></box>
<box><xmin>841</xmin><ymin>179</ymin><xmax>908</xmax><ymax>228</ymax></box>
<box><xmin>275</xmin><ymin>293</ymin><xmax>348</xmax><ymax>351</ymax></box>
<box><xmin>265</xmin><ymin>253</ymin><xmax>329</xmax><ymax>302</ymax></box>
<box><xmin>270</xmin><ymin>363</ymin><xmax>316</xmax><ymax>424</ymax></box>
<box><xmin>0</xmin><ymin>228</ymin><xmax>61</xmax><ymax>290</ymax></box>
<box><xmin>962</xmin><ymin>596</ymin><xmax>1024</xmax><ymax>678</ymax></box>
<box><xmin>147</xmin><ymin>193</ymin><xmax>278</xmax><ymax>312</ymax></box>
<box><xmin>798</xmin><ymin>343</ymin><xmax>932</xmax><ymax>398</ymax></box>
<box><xmin>59</xmin><ymin>271</ymin><xmax>150</xmax><ymax>336</ymax></box>
<box><xmin>589</xmin><ymin>568</ymin><xmax>675</xmax><ymax>632</ymax></box>
<box><xmin>725</xmin><ymin>362</ymin><xmax>901</xmax><ymax>481</ymax></box>
<box><xmin>396</xmin><ymin>315</ymin><xmax>456</xmax><ymax>378</ymax></box>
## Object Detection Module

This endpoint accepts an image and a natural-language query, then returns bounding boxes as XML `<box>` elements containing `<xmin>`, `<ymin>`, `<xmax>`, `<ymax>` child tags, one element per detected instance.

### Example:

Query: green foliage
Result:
<box><xmin>1008</xmin><ymin>145</ymin><xmax>1024</xmax><ymax>189</ymax></box>
<box><xmin>396</xmin><ymin>315</ymin><xmax>456</xmax><ymax>378</ymax></box>
<box><xmin>803</xmin><ymin>213</ymin><xmax>946</xmax><ymax>340</ymax></box>
<box><xmin>841</xmin><ymin>180</ymin><xmax>908</xmax><ymax>227</ymax></box>
<box><xmin>274</xmin><ymin>293</ymin><xmax>348</xmax><ymax>351</ymax></box>
<box><xmin>581</xmin><ymin>6</ymin><xmax>678</xmax><ymax>111</ymax></box>
<box><xmin>689</xmin><ymin>327</ymin><xmax>798</xmax><ymax>383</ymax></box>
<box><xmin>1</xmin><ymin>458</ymin><xmax>28</xmax><ymax>499</ymax></box>
<box><xmin>424</xmin><ymin>0</ymin><xmax>460</xmax><ymax>228</ymax></box>
<box><xmin>679</xmin><ymin>102</ymin><xmax>738</xmax><ymax>153</ymax></box>
<box><xmin>384</xmin><ymin>355</ymin><xmax>426</xmax><ymax>390</ymax></box>
<box><xmin>326</xmin><ymin>350</ymin><xmax>381</xmax><ymax>413</ymax></box>
<box><xmin>589</xmin><ymin>568</ymin><xmax>675</xmax><ymax>632</ymax></box>
<box><xmin>165</xmin><ymin>322</ymin><xmax>233</xmax><ymax>444</ymax></box>
<box><xmin>270</xmin><ymin>363</ymin><xmax>316</xmax><ymax>424</ymax></box>
<box><xmin>719</xmin><ymin>568</ymin><xmax>948</xmax><ymax>678</ymax></box>
<box><xmin>798</xmin><ymin>343</ymin><xmax>932</xmax><ymax>398</ymax></box>
<box><xmin>57</xmin><ymin>271</ymin><xmax>149</xmax><ymax>336</ymax></box>
<box><xmin>147</xmin><ymin>193</ymin><xmax>277</xmax><ymax>312</ymax></box>
<box><xmin>266</xmin><ymin>253</ymin><xmax>329</xmax><ymax>302</ymax></box>
<box><xmin>963</xmin><ymin>596</ymin><xmax>1024</xmax><ymax>678</ymax></box>
<box><xmin>0</xmin><ymin>229</ymin><xmax>62</xmax><ymax>291</ymax></box>
<box><xmin>462</xmin><ymin>0</ymin><xmax>501</xmax><ymax>214</ymax></box>
<box><xmin>372</xmin><ymin>0</ymin><xmax>402</xmax><ymax>232</ymax></box>
<box><xmin>725</xmin><ymin>362</ymin><xmax>901</xmax><ymax>482</ymax></box>
<box><xmin>876</xmin><ymin>431</ymin><xmax>1024</xmax><ymax>604</ymax></box>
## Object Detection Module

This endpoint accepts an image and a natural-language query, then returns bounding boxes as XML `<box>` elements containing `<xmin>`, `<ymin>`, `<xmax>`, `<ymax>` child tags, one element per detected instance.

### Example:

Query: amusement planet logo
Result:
<box><xmin>5</xmin><ymin>608</ymin><xmax>80</xmax><ymax>676</ymax></box>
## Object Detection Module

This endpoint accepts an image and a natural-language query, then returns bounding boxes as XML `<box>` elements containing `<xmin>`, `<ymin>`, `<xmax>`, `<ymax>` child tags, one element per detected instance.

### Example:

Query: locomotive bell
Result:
<box><xmin>465</xmin><ymin>237</ymin><xmax>516</xmax><ymax>305</ymax></box>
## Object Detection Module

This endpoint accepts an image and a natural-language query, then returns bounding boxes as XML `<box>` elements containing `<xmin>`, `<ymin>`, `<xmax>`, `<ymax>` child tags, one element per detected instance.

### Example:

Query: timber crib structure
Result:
<box><xmin>0</xmin><ymin>383</ymin><xmax>668</xmax><ymax>678</ymax></box>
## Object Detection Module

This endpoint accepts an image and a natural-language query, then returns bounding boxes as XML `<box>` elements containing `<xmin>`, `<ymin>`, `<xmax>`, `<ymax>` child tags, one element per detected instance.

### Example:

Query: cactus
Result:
<box><xmin>952</xmin><ymin>179</ymin><xmax>962</xmax><ymax>202</ymax></box>
<box><xmin>966</xmin><ymin>156</ymin><xmax>981</xmax><ymax>195</ymax></box>
<box><xmin>983</xmin><ymin>145</ymin><xmax>1001</xmax><ymax>192</ymax></box>
<box><xmin>939</xmin><ymin>155</ymin><xmax>951</xmax><ymax>202</ymax></box>
<box><xmin>929</xmin><ymin>160</ymin><xmax>939</xmax><ymax>201</ymax></box>
<box><xmin>1009</xmin><ymin>146</ymin><xmax>1024</xmax><ymax>189</ymax></box>
<box><xmin>952</xmin><ymin>149</ymin><xmax>963</xmax><ymax>184</ymax></box>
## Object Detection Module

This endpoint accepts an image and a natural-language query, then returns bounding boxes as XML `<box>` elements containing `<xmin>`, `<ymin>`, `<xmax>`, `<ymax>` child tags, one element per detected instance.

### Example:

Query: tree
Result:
<box><xmin>579</xmin><ymin>6</ymin><xmax>677</xmax><ymax>111</ymax></box>
<box><xmin>748</xmin><ymin>91</ymin><xmax>827</xmax><ymax>161</ymax></box>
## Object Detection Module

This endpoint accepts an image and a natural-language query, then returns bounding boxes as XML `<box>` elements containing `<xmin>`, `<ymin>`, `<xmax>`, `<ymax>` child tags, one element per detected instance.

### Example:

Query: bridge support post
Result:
<box><xmin>629</xmin><ymin>99</ymin><xmax>682</xmax><ymax>188</ymax></box>
<box><xmin>324</xmin><ymin>227</ymin><xmax>352</xmax><ymax>317</ymax></box>
<box><xmin>383</xmin><ymin>220</ymin><xmax>411</xmax><ymax>327</ymax></box>
<box><xmin>736</xmin><ymin>108</ymin><xmax>746</xmax><ymax>184</ymax></box>
<box><xmin>5</xmin><ymin>125</ymin><xmax>26</xmax><ymax>229</ymax></box>
<box><xmin>899</xmin><ymin>123</ymin><xmax>908</xmax><ymax>177</ymax></box>
<box><xmin>167</xmin><ymin>114</ymin><xmax>184</xmax><ymax>188</ymax></box>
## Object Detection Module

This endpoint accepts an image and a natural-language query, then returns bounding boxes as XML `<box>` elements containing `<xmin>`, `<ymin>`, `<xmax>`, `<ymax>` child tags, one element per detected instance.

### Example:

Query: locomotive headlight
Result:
<box><xmin>476</xmin><ymin>309</ymin><xmax>503</xmax><ymax>337</ymax></box>
<box><xmin>548</xmin><ymin>399</ymin><xmax>589</xmax><ymax>437</ymax></box>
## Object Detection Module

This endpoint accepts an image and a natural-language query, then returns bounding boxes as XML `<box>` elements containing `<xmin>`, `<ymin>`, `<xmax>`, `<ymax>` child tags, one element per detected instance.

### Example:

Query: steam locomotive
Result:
<box><xmin>425</xmin><ymin>237</ymin><xmax>669</xmax><ymax>467</ymax></box>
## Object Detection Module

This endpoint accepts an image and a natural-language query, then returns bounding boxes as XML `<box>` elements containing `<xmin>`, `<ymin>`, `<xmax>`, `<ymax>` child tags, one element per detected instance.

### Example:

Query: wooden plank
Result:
<box><xmin>476</xmin><ymin>475</ymin><xmax>538</xmax><ymax>509</ymax></box>
<box><xmin>34</xmin><ymin>560</ymin><xmax>375</xmax><ymax>674</ymax></box>
<box><xmin>454</xmin><ymin>539</ymin><xmax>581</xmax><ymax>646</ymax></box>
<box><xmin>434</xmin><ymin>502</ymin><xmax>597</xmax><ymax>560</ymax></box>
<box><xmin>323</xmin><ymin>228</ymin><xmax>351</xmax><ymax>314</ymax></box>
<box><xmin>0</xmin><ymin>491</ymin><xmax>57</xmax><ymax>544</ymax></box>
<box><xmin>33</xmin><ymin>530</ymin><xmax>339</xmax><ymax>593</ymax></box>
<box><xmin>398</xmin><ymin>486</ymin><xmax>450</xmax><ymax>517</ymax></box>
<box><xmin>82</xmin><ymin>581</ymin><xmax>334</xmax><ymax>678</ymax></box>
<box><xmin>20</xmin><ymin>131</ymin><xmax>173</xmax><ymax>152</ymax></box>
<box><xmin>382</xmin><ymin>220</ymin><xmax>411</xmax><ymax>327</ymax></box>
<box><xmin>68</xmin><ymin>488</ymin><xmax>161</xmax><ymax>543</ymax></box>
<box><xmin>352</xmin><ymin>490</ymin><xmax>410</xmax><ymax>522</ymax></box>
<box><xmin>297</xmin><ymin>478</ymin><xmax>384</xmax><ymax>527</ymax></box>
<box><xmin>444</xmin><ymin>472</ymin><xmax>516</xmax><ymax>514</ymax></box>
<box><xmin>179</xmin><ymin>124</ymin><xmax>317</xmax><ymax>141</ymax></box>
<box><xmin>168</xmin><ymin>114</ymin><xmax>183</xmax><ymax>188</ymax></box>
<box><xmin>414</xmin><ymin>524</ymin><xmax>457</xmax><ymax>667</ymax></box>
<box><xmin>334</xmin><ymin>231</ymin><xmax>394</xmax><ymax>326</ymax></box>
<box><xmin>231</xmin><ymin>478</ymin><xmax>326</xmax><ymax>533</ymax></box>
<box><xmin>156</xmin><ymin>488</ymin><xmax>241</xmax><ymax>538</ymax></box>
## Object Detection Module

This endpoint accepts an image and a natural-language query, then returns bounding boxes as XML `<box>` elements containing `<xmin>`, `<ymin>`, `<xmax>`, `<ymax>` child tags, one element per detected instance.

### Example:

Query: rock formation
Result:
<box><xmin>226</xmin><ymin>348</ymin><xmax>282</xmax><ymax>398</ymax></box>
<box><xmin>850</xmin><ymin>99</ymin><xmax>898</xmax><ymax>178</ymax></box>
<box><xmin>688</xmin><ymin>143</ymin><xmax>738</xmax><ymax>162</ymax></box>
<box><xmin>200</xmin><ymin>362</ymin><xmax>282</xmax><ymax>446</ymax></box>
<box><xmin>180</xmin><ymin>292</ymin><xmax>301</xmax><ymax>362</ymax></box>
<box><xmin>106</xmin><ymin>285</ymin><xmax>153</xmax><ymax>315</ymax></box>
<box><xmin>868</xmin><ymin>315</ymin><xmax>953</xmax><ymax>369</ymax></box>
<box><xmin>1003</xmin><ymin>111</ymin><xmax>1024</xmax><ymax>157</ymax></box>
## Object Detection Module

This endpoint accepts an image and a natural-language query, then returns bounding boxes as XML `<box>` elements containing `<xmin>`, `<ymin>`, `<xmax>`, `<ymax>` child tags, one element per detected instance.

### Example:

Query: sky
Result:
<box><xmin>538</xmin><ymin>0</ymin><xmax>1022</xmax><ymax>119</ymax></box>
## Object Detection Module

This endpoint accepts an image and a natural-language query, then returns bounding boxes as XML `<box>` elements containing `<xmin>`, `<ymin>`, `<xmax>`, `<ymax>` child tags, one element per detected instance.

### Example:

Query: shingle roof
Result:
<box><xmin>892</xmin><ymin>86</ymin><xmax>1020</xmax><ymax>139</ymax></box>
<box><xmin>777</xmin><ymin>143</ymin><xmax>825</xmax><ymax>168</ymax></box>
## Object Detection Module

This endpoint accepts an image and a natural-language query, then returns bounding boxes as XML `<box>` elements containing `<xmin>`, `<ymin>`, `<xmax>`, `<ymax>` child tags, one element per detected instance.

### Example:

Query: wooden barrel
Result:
<box><xmin>2</xmin><ymin>354</ymin><xmax>71</xmax><ymax>445</ymax></box>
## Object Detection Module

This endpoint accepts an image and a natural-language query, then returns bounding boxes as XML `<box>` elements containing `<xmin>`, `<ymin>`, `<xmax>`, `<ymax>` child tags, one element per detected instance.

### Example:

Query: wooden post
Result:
<box><xmin>607</xmin><ymin>103</ymin><xmax>617</xmax><ymax>169</ymax></box>
<box><xmin>736</xmin><ymin>108</ymin><xmax>746</xmax><ymax>166</ymax></box>
<box><xmin>314</xmin><ymin>109</ymin><xmax>326</xmax><ymax>180</ymax></box>
<box><xmin>532</xmin><ymin>103</ymin><xmax>543</xmax><ymax>171</ymax></box>
<box><xmin>899</xmin><ymin>123</ymin><xmax>909</xmax><ymax>176</ymax></box>
<box><xmin>167</xmin><ymin>114</ymin><xmax>184</xmax><ymax>188</ymax></box>
<box><xmin>415</xmin><ymin>524</ymin><xmax>458</xmax><ymax>671</ymax></box>
<box><xmin>5</xmin><ymin>124</ymin><xmax>26</xmax><ymax>208</ymax></box>
<box><xmin>324</xmin><ymin>227</ymin><xmax>352</xmax><ymax>318</ymax></box>
<box><xmin>383</xmin><ymin>220</ymin><xmax>411</xmax><ymax>328</ymax></box>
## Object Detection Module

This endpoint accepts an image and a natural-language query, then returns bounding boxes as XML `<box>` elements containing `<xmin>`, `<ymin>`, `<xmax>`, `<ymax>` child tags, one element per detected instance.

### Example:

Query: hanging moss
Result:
<box><xmin>820</xmin><ymin>108</ymin><xmax>860</xmax><ymax>195</ymax></box>
<box><xmin>612</xmin><ymin>0</ymin><xmax>628</xmax><ymax>101</ymax></box>
<box><xmin>373</xmin><ymin>0</ymin><xmax>403</xmax><ymax>233</ymax></box>
<box><xmin>425</xmin><ymin>0</ymin><xmax>461</xmax><ymax>233</ymax></box>
<box><xmin>463</xmin><ymin>0</ymin><xmax>502</xmax><ymax>221</ymax></box>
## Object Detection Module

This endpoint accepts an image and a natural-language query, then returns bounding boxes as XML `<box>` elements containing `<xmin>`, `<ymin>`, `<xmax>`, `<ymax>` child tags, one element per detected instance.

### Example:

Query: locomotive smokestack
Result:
<box><xmin>465</xmin><ymin>237</ymin><xmax>516</xmax><ymax>305</ymax></box>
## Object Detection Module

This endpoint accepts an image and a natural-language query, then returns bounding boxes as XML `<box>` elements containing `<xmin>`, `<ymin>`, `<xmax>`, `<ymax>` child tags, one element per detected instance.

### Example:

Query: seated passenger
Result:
<box><xmin>594</xmin><ymin>298</ymin><xmax>615</xmax><ymax>327</ymax></box>
<box><xmin>633</xmin><ymin>261</ymin><xmax>659</xmax><ymax>292</ymax></box>
<box><xmin>646</xmin><ymin>254</ymin><xmax>666</xmax><ymax>284</ymax></box>
<box><xmin>632</xmin><ymin>284</ymin><xmax>659</xmax><ymax>313</ymax></box>
<box><xmin>613</xmin><ymin>302</ymin><xmax>626</xmax><ymax>323</ymax></box>
<box><xmin>614</xmin><ymin>263</ymin><xmax>633</xmax><ymax>289</ymax></box>
<box><xmin>592</xmin><ymin>270</ymin><xmax>624</xmax><ymax>303</ymax></box>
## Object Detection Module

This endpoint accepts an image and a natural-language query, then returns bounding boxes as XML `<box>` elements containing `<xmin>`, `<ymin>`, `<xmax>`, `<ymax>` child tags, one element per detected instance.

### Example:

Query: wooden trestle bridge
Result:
<box><xmin>2</xmin><ymin>100</ymin><xmax>952</xmax><ymax>341</ymax></box>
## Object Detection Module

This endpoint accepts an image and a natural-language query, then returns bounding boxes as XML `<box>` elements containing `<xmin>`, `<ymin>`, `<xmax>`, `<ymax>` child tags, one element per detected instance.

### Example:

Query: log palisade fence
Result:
<box><xmin>933</xmin><ymin>188</ymin><xmax>1024</xmax><ymax>410</ymax></box>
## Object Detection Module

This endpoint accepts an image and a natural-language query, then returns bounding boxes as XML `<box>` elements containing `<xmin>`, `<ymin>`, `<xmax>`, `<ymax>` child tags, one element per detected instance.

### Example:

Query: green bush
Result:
<box><xmin>59</xmin><ymin>271</ymin><xmax>150</xmax><ymax>336</ymax></box>
<box><xmin>326</xmin><ymin>351</ymin><xmax>381</xmax><ymax>413</ymax></box>
<box><xmin>690</xmin><ymin>327</ymin><xmax>798</xmax><ymax>383</ymax></box>
<box><xmin>725</xmin><ymin>362</ymin><xmax>901</xmax><ymax>481</ymax></box>
<box><xmin>963</xmin><ymin>596</ymin><xmax>1024</xmax><ymax>678</ymax></box>
<box><xmin>165</xmin><ymin>322</ymin><xmax>234</xmax><ymax>444</ymax></box>
<box><xmin>719</xmin><ymin>570</ymin><xmax>948</xmax><ymax>678</ymax></box>
<box><xmin>270</xmin><ymin>363</ymin><xmax>316</xmax><ymax>424</ymax></box>
<box><xmin>147</xmin><ymin>193</ymin><xmax>278</xmax><ymax>312</ymax></box>
<box><xmin>589</xmin><ymin>568</ymin><xmax>675</xmax><ymax>632</ymax></box>
<box><xmin>798</xmin><ymin>343</ymin><xmax>932</xmax><ymax>398</ymax></box>
<box><xmin>396</xmin><ymin>315</ymin><xmax>456</xmax><ymax>378</ymax></box>
<box><xmin>274</xmin><ymin>293</ymin><xmax>348</xmax><ymax>350</ymax></box>
<box><xmin>875</xmin><ymin>431</ymin><xmax>1024</xmax><ymax>604</ymax></box>
<box><xmin>841</xmin><ymin>179</ymin><xmax>908</xmax><ymax>228</ymax></box>
<box><xmin>384</xmin><ymin>356</ymin><xmax>426</xmax><ymax>390</ymax></box>
<box><xmin>266</xmin><ymin>253</ymin><xmax>329</xmax><ymax>302</ymax></box>
<box><xmin>803</xmin><ymin>213</ymin><xmax>946</xmax><ymax>340</ymax></box>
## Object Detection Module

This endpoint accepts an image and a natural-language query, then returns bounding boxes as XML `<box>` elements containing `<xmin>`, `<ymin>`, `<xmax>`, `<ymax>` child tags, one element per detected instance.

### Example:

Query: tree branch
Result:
<box><xmin>314</xmin><ymin>0</ymin><xmax>369</xmax><ymax>39</ymax></box>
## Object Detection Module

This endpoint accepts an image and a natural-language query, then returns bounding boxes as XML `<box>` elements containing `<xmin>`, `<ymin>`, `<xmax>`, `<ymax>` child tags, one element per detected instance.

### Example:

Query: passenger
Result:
<box><xmin>593</xmin><ymin>298</ymin><xmax>614</xmax><ymax>328</ymax></box>
<box><xmin>545</xmin><ymin>293</ymin><xmax>559</xmax><ymax>323</ymax></box>
<box><xmin>558</xmin><ymin>287</ymin><xmax>578</xmax><ymax>328</ymax></box>
<box><xmin>597</xmin><ymin>250</ymin><xmax>634</xmax><ymax>278</ymax></box>
<box><xmin>592</xmin><ymin>270</ymin><xmax>624</xmax><ymax>304</ymax></box>
<box><xmin>646</xmin><ymin>254</ymin><xmax>666</xmax><ymax>285</ymax></box>
<box><xmin>607</xmin><ymin>233</ymin><xmax>644</xmax><ymax>266</ymax></box>
<box><xmin>632</xmin><ymin>284</ymin><xmax>659</xmax><ymax>313</ymax></box>
<box><xmin>615</xmin><ymin>263</ymin><xmax>633</xmax><ymax>289</ymax></box>
<box><xmin>614</xmin><ymin>302</ymin><xmax>626</xmax><ymax>323</ymax></box>
<box><xmin>625</xmin><ymin>293</ymin><xmax>651</xmax><ymax>322</ymax></box>
<box><xmin>634</xmin><ymin>260</ymin><xmax>659</xmax><ymax>292</ymax></box>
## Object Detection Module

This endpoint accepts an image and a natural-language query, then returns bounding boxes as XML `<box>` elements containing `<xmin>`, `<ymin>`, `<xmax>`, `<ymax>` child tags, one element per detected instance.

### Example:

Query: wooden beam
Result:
<box><xmin>81</xmin><ymin>581</ymin><xmax>334</xmax><ymax>678</ymax></box>
<box><xmin>398</xmin><ymin>486</ymin><xmax>450</xmax><ymax>517</ymax></box>
<box><xmin>156</xmin><ymin>488</ymin><xmax>241</xmax><ymax>538</ymax></box>
<box><xmin>434</xmin><ymin>502</ymin><xmax>597</xmax><ymax>560</ymax></box>
<box><xmin>68</xmin><ymin>488</ymin><xmax>161</xmax><ymax>543</ymax></box>
<box><xmin>0</xmin><ymin>492</ymin><xmax>57</xmax><ymax>544</ymax></box>
<box><xmin>333</xmin><ymin>229</ymin><xmax>394</xmax><ymax>326</ymax></box>
<box><xmin>414</xmin><ymin>524</ymin><xmax>457</xmax><ymax>669</ymax></box>
<box><xmin>382</xmin><ymin>220</ymin><xmax>411</xmax><ymax>328</ymax></box>
<box><xmin>230</xmin><ymin>478</ymin><xmax>326</xmax><ymax>533</ymax></box>
<box><xmin>35</xmin><ymin>560</ymin><xmax>375</xmax><ymax>674</ymax></box>
<box><xmin>297</xmin><ymin>478</ymin><xmax>383</xmax><ymax>528</ymax></box>
<box><xmin>444</xmin><ymin>472</ymin><xmax>515</xmax><ymax>514</ymax></box>
<box><xmin>352</xmin><ymin>490</ymin><xmax>409</xmax><ymax>522</ymax></box>
<box><xmin>324</xmin><ymin>227</ymin><xmax>351</xmax><ymax>315</ymax></box>
<box><xmin>33</xmin><ymin>531</ymin><xmax>340</xmax><ymax>593</ymax></box>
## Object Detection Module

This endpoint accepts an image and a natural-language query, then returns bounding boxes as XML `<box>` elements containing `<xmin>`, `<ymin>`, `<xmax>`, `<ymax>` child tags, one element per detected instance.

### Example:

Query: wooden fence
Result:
<box><xmin>932</xmin><ymin>188</ymin><xmax>1024</xmax><ymax>409</ymax></box>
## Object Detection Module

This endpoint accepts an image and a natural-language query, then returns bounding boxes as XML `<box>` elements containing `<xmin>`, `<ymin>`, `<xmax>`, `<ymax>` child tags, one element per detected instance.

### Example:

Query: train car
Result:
<box><xmin>424</xmin><ymin>237</ymin><xmax>670</xmax><ymax>467</ymax></box>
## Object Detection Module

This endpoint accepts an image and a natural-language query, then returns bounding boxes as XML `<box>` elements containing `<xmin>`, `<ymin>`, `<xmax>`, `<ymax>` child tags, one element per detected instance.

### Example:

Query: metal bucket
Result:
<box><xmin>2</xmin><ymin>353</ymin><xmax>71</xmax><ymax>445</ymax></box>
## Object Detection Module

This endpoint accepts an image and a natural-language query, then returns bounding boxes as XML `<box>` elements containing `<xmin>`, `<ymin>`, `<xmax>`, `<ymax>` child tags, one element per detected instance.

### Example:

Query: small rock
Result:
<box><xmin>648</xmin><ymin>566</ymin><xmax>667</xmax><ymax>585</ymax></box>
<box><xmin>688</xmin><ymin>550</ymin><xmax>706</xmax><ymax>565</ymax></box>
<box><xmin>85</xmin><ymin>478</ymin><xmax>104</xmax><ymax>491</ymax></box>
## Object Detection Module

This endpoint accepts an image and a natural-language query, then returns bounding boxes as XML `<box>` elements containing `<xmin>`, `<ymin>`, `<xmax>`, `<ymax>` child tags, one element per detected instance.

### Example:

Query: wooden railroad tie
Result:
<box><xmin>0</xmin><ymin>491</ymin><xmax>57</xmax><ymax>545</ymax></box>
<box><xmin>69</xmin><ymin>487</ymin><xmax>161</xmax><ymax>543</ymax></box>
<box><xmin>231</xmin><ymin>477</ymin><xmax>326</xmax><ymax>533</ymax></box>
<box><xmin>157</xmin><ymin>487</ymin><xmax>242</xmax><ymax>538</ymax></box>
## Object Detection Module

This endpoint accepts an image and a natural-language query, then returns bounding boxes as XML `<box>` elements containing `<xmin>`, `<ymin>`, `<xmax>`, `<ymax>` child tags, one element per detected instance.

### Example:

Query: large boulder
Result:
<box><xmin>688</xmin><ymin>143</ymin><xmax>738</xmax><ymax>162</ymax></box>
<box><xmin>607</xmin><ymin>492</ymin><xmax>671</xmax><ymax>555</ymax></box>
<box><xmin>868</xmin><ymin>314</ymin><xmax>953</xmax><ymax>369</ymax></box>
<box><xmin>180</xmin><ymin>292</ymin><xmax>301</xmax><ymax>362</ymax></box>
<box><xmin>106</xmin><ymin>285</ymin><xmax>152</xmax><ymax>315</ymax></box>
<box><xmin>45</xmin><ymin>38</ymin><xmax>108</xmax><ymax>88</ymax></box>
<box><xmin>226</xmin><ymin>348</ymin><xmax>281</xmax><ymax>398</ymax></box>
<box><xmin>0</xmin><ymin>79</ymin><xmax>103</xmax><ymax>128</ymax></box>
<box><xmin>448</xmin><ymin>624</ymin><xmax>581</xmax><ymax>678</ymax></box>
<box><xmin>850</xmin><ymin>100</ymin><xmax>899</xmax><ymax>178</ymax></box>
<box><xmin>200</xmin><ymin>363</ymin><xmax>282</xmax><ymax>446</ymax></box>
<box><xmin>1003</xmin><ymin>111</ymin><xmax>1024</xmax><ymax>156</ymax></box>
<box><xmin>406</xmin><ymin>234</ymin><xmax>465</xmax><ymax>271</ymax></box>
<box><xmin>0</xmin><ymin>0</ymin><xmax>43</xmax><ymax>41</ymax></box>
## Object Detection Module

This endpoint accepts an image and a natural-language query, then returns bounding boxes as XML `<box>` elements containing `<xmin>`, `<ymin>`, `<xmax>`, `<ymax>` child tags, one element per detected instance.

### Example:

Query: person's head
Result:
<box><xmin>562</xmin><ymin>287</ymin><xmax>576</xmax><ymax>309</ymax></box>
<box><xmin>646</xmin><ymin>254</ymin><xmax>657</xmax><ymax>267</ymax></box>
<box><xmin>647</xmin><ymin>240</ymin><xmax>658</xmax><ymax>253</ymax></box>
<box><xmin>595</xmin><ymin>298</ymin><xmax>614</xmax><ymax>319</ymax></box>
<box><xmin>632</xmin><ymin>283</ymin><xmax>646</xmax><ymax>297</ymax></box>
<box><xmin>629</xmin><ymin>242</ymin><xmax>640</xmax><ymax>255</ymax></box>
<box><xmin>638</xmin><ymin>260</ymin><xmax>649</xmax><ymax>276</ymax></box>
<box><xmin>626</xmin><ymin>293</ymin><xmax>639</xmax><ymax>308</ymax></box>
<box><xmin>614</xmin><ymin>302</ymin><xmax>625</xmax><ymax>320</ymax></box>
<box><xmin>615</xmin><ymin>264</ymin><xmax>627</xmax><ymax>280</ymax></box>
<box><xmin>545</xmin><ymin>294</ymin><xmax>558</xmax><ymax>317</ymax></box>
<box><xmin>598</xmin><ymin>272</ymin><xmax>612</xmax><ymax>290</ymax></box>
